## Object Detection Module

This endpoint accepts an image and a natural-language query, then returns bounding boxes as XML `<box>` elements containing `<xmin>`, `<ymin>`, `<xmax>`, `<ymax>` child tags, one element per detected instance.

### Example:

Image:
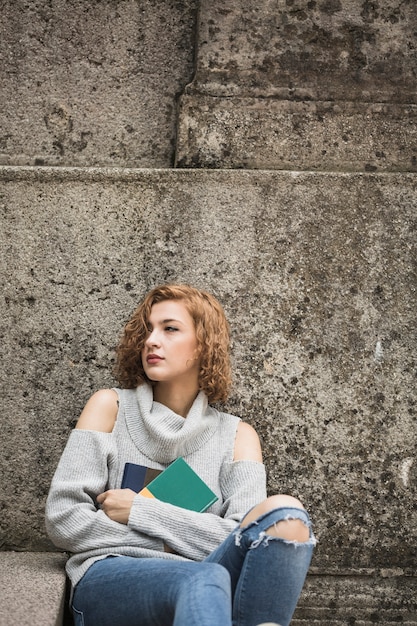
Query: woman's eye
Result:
<box><xmin>165</xmin><ymin>326</ymin><xmax>178</xmax><ymax>332</ymax></box>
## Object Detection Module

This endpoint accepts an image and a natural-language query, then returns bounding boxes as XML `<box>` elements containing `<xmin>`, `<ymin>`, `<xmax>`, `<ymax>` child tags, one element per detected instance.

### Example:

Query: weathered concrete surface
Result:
<box><xmin>176</xmin><ymin>0</ymin><xmax>417</xmax><ymax>169</ymax></box>
<box><xmin>176</xmin><ymin>97</ymin><xmax>417</xmax><ymax>171</ymax></box>
<box><xmin>191</xmin><ymin>0</ymin><xmax>417</xmax><ymax>102</ymax></box>
<box><xmin>0</xmin><ymin>0</ymin><xmax>197</xmax><ymax>168</ymax></box>
<box><xmin>0</xmin><ymin>551</ymin><xmax>67</xmax><ymax>626</ymax></box>
<box><xmin>293</xmin><ymin>570</ymin><xmax>417</xmax><ymax>624</ymax></box>
<box><xmin>1</xmin><ymin>167</ymin><xmax>415</xmax><ymax>585</ymax></box>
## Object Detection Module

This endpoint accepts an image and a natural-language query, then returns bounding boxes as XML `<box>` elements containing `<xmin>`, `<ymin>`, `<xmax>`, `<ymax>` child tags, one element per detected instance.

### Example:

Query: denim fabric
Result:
<box><xmin>206</xmin><ymin>506</ymin><xmax>315</xmax><ymax>626</ymax></box>
<box><xmin>71</xmin><ymin>507</ymin><xmax>315</xmax><ymax>626</ymax></box>
<box><xmin>72</xmin><ymin>557</ymin><xmax>231</xmax><ymax>626</ymax></box>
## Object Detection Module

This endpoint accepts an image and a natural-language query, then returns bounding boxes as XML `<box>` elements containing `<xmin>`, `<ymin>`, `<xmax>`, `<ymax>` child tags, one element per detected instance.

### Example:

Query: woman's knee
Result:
<box><xmin>195</xmin><ymin>562</ymin><xmax>230</xmax><ymax>588</ymax></box>
<box><xmin>240</xmin><ymin>494</ymin><xmax>310</xmax><ymax>543</ymax></box>
<box><xmin>240</xmin><ymin>494</ymin><xmax>305</xmax><ymax>527</ymax></box>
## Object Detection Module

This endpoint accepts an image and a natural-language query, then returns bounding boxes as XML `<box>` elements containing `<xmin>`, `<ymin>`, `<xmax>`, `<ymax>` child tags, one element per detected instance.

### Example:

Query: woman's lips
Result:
<box><xmin>146</xmin><ymin>354</ymin><xmax>163</xmax><ymax>364</ymax></box>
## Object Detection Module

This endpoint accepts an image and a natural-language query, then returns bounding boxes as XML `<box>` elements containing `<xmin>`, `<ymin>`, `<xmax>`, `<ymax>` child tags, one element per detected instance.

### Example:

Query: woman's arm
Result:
<box><xmin>233</xmin><ymin>421</ymin><xmax>263</xmax><ymax>462</ymax></box>
<box><xmin>45</xmin><ymin>390</ymin><xmax>163</xmax><ymax>554</ymax></box>
<box><xmin>75</xmin><ymin>388</ymin><xmax>119</xmax><ymax>432</ymax></box>
<box><xmin>74</xmin><ymin>388</ymin><xmax>137</xmax><ymax>526</ymax></box>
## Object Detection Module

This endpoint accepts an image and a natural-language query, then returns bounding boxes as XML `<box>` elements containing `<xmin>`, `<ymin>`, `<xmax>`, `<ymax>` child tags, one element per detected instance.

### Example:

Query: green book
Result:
<box><xmin>139</xmin><ymin>457</ymin><xmax>218</xmax><ymax>512</ymax></box>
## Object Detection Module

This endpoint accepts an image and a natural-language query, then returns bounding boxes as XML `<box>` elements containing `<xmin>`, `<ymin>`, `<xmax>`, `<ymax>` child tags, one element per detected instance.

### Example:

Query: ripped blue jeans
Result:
<box><xmin>71</xmin><ymin>507</ymin><xmax>315</xmax><ymax>626</ymax></box>
<box><xmin>206</xmin><ymin>506</ymin><xmax>315</xmax><ymax>626</ymax></box>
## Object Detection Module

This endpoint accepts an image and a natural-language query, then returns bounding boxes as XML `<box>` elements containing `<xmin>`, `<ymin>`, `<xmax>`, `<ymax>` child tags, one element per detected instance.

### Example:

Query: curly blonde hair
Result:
<box><xmin>114</xmin><ymin>284</ymin><xmax>232</xmax><ymax>403</ymax></box>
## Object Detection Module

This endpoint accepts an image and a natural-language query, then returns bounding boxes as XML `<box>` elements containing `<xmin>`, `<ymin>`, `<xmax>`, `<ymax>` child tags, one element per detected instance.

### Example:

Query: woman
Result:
<box><xmin>46</xmin><ymin>284</ymin><xmax>315</xmax><ymax>626</ymax></box>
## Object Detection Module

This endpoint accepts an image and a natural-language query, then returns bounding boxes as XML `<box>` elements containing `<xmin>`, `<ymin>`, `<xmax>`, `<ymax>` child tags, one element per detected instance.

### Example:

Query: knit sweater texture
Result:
<box><xmin>45</xmin><ymin>384</ymin><xmax>267</xmax><ymax>588</ymax></box>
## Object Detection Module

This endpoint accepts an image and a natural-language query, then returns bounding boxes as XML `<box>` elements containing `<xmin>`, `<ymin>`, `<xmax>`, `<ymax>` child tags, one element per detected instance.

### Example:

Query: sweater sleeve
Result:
<box><xmin>127</xmin><ymin>459</ymin><xmax>267</xmax><ymax>560</ymax></box>
<box><xmin>45</xmin><ymin>430</ymin><xmax>163</xmax><ymax>554</ymax></box>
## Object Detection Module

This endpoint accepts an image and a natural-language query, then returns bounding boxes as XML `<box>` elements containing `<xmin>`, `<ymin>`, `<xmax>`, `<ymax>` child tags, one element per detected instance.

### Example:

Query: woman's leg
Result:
<box><xmin>206</xmin><ymin>495</ymin><xmax>316</xmax><ymax>626</ymax></box>
<box><xmin>71</xmin><ymin>556</ymin><xmax>232</xmax><ymax>626</ymax></box>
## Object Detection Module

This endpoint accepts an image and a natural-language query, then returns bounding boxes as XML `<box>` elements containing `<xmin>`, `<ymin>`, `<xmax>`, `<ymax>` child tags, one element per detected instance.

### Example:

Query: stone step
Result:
<box><xmin>0</xmin><ymin>552</ymin><xmax>67</xmax><ymax>626</ymax></box>
<box><xmin>293</xmin><ymin>571</ymin><xmax>417</xmax><ymax>625</ymax></box>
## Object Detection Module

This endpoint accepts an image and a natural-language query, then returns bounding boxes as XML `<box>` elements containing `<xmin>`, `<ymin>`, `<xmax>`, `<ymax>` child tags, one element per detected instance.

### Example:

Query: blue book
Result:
<box><xmin>121</xmin><ymin>463</ymin><xmax>162</xmax><ymax>492</ymax></box>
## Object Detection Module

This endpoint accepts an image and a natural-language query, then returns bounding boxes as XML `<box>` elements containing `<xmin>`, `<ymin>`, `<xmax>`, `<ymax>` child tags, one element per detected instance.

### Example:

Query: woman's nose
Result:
<box><xmin>146</xmin><ymin>328</ymin><xmax>160</xmax><ymax>347</ymax></box>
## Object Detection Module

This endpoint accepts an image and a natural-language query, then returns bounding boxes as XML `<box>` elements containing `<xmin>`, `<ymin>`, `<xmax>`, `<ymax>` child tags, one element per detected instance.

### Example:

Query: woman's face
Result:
<box><xmin>141</xmin><ymin>300</ymin><xmax>200</xmax><ymax>387</ymax></box>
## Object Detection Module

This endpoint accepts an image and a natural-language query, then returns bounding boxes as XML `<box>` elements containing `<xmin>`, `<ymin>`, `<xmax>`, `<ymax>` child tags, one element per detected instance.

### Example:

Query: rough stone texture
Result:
<box><xmin>0</xmin><ymin>0</ymin><xmax>197</xmax><ymax>168</ymax></box>
<box><xmin>176</xmin><ymin>0</ymin><xmax>417</xmax><ymax>169</ymax></box>
<box><xmin>0</xmin><ymin>552</ymin><xmax>67</xmax><ymax>626</ymax></box>
<box><xmin>1</xmin><ymin>167</ymin><xmax>415</xmax><ymax>580</ymax></box>
<box><xmin>293</xmin><ymin>570</ymin><xmax>417</xmax><ymax>625</ymax></box>
<box><xmin>176</xmin><ymin>97</ymin><xmax>417</xmax><ymax>170</ymax></box>
<box><xmin>191</xmin><ymin>0</ymin><xmax>417</xmax><ymax>102</ymax></box>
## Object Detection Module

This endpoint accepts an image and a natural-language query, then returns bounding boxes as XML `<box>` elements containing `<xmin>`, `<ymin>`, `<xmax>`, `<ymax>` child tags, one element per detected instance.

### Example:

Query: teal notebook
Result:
<box><xmin>139</xmin><ymin>457</ymin><xmax>218</xmax><ymax>512</ymax></box>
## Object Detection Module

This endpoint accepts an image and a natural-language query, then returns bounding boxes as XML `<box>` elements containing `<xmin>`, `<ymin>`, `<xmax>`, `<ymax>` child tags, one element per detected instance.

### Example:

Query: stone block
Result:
<box><xmin>176</xmin><ymin>0</ymin><xmax>417</xmax><ymax>169</ymax></box>
<box><xmin>292</xmin><ymin>569</ymin><xmax>417</xmax><ymax>625</ymax></box>
<box><xmin>0</xmin><ymin>0</ymin><xmax>197</xmax><ymax>168</ymax></box>
<box><xmin>192</xmin><ymin>0</ymin><xmax>417</xmax><ymax>103</ymax></box>
<box><xmin>176</xmin><ymin>96</ymin><xmax>417</xmax><ymax>170</ymax></box>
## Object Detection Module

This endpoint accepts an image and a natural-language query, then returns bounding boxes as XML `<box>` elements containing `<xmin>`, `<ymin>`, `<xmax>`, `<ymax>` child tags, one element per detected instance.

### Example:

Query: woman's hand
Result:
<box><xmin>97</xmin><ymin>489</ymin><xmax>136</xmax><ymax>524</ymax></box>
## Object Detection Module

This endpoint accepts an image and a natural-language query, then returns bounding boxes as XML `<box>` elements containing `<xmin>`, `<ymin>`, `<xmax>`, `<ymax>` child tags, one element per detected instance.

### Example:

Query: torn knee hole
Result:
<box><xmin>266</xmin><ymin>518</ymin><xmax>310</xmax><ymax>543</ymax></box>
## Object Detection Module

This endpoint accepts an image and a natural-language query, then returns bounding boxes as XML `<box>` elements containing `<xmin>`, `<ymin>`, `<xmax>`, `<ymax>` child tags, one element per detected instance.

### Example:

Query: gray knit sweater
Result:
<box><xmin>45</xmin><ymin>384</ymin><xmax>267</xmax><ymax>588</ymax></box>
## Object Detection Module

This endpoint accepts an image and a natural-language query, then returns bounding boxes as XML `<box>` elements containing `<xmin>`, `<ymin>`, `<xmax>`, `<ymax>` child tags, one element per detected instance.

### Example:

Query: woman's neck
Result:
<box><xmin>153</xmin><ymin>382</ymin><xmax>200</xmax><ymax>418</ymax></box>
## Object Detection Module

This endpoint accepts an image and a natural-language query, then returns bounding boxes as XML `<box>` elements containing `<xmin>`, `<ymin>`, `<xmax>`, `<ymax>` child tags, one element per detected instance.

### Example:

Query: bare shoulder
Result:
<box><xmin>75</xmin><ymin>389</ymin><xmax>119</xmax><ymax>433</ymax></box>
<box><xmin>234</xmin><ymin>421</ymin><xmax>263</xmax><ymax>462</ymax></box>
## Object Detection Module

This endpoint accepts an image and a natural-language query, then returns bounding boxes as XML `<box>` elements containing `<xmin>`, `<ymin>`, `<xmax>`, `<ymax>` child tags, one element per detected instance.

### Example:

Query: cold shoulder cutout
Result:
<box><xmin>233</xmin><ymin>421</ymin><xmax>263</xmax><ymax>463</ymax></box>
<box><xmin>76</xmin><ymin>389</ymin><xmax>119</xmax><ymax>433</ymax></box>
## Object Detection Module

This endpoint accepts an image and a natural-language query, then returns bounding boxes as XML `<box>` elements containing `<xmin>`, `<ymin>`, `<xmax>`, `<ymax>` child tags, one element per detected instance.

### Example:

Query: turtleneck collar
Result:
<box><xmin>123</xmin><ymin>384</ymin><xmax>220</xmax><ymax>463</ymax></box>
